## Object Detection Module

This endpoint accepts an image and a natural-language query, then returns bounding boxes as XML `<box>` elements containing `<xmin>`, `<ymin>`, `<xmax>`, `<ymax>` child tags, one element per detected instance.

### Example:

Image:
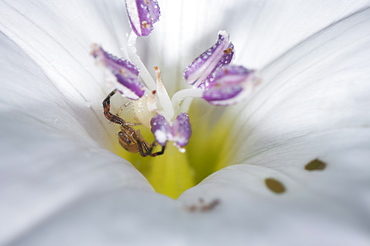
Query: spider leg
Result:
<box><xmin>137</xmin><ymin>140</ymin><xmax>151</xmax><ymax>157</ymax></box>
<box><xmin>148</xmin><ymin>143</ymin><xmax>166</xmax><ymax>157</ymax></box>
<box><xmin>134</xmin><ymin>130</ymin><xmax>165</xmax><ymax>157</ymax></box>
<box><xmin>139</xmin><ymin>140</ymin><xmax>166</xmax><ymax>157</ymax></box>
<box><xmin>102</xmin><ymin>89</ymin><xmax>138</xmax><ymax>127</ymax></box>
<box><xmin>103</xmin><ymin>89</ymin><xmax>165</xmax><ymax>157</ymax></box>
<box><xmin>116</xmin><ymin>101</ymin><xmax>132</xmax><ymax>117</ymax></box>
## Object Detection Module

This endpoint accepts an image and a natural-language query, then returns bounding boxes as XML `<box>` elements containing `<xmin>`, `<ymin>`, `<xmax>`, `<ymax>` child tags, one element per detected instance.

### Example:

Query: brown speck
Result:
<box><xmin>200</xmin><ymin>199</ymin><xmax>220</xmax><ymax>212</ymax></box>
<box><xmin>141</xmin><ymin>21</ymin><xmax>150</xmax><ymax>29</ymax></box>
<box><xmin>265</xmin><ymin>178</ymin><xmax>286</xmax><ymax>194</ymax></box>
<box><xmin>305</xmin><ymin>159</ymin><xmax>326</xmax><ymax>171</ymax></box>
<box><xmin>152</xmin><ymin>90</ymin><xmax>157</xmax><ymax>95</ymax></box>
<box><xmin>119</xmin><ymin>69</ymin><xmax>127</xmax><ymax>76</ymax></box>
<box><xmin>187</xmin><ymin>198</ymin><xmax>220</xmax><ymax>212</ymax></box>
<box><xmin>223</xmin><ymin>47</ymin><xmax>233</xmax><ymax>54</ymax></box>
<box><xmin>188</xmin><ymin>205</ymin><xmax>197</xmax><ymax>212</ymax></box>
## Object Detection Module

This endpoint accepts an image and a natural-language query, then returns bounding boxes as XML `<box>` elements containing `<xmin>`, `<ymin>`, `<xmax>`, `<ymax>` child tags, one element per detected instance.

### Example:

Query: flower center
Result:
<box><xmin>93</xmin><ymin>31</ymin><xmax>259</xmax><ymax>197</ymax></box>
<box><xmin>114</xmin><ymin>99</ymin><xmax>234</xmax><ymax>198</ymax></box>
<box><xmin>92</xmin><ymin>0</ymin><xmax>260</xmax><ymax>198</ymax></box>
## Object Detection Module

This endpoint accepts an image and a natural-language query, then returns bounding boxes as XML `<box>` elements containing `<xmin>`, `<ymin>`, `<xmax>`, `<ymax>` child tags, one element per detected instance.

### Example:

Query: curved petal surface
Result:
<box><xmin>1</xmin><ymin>0</ymin><xmax>370</xmax><ymax>245</ymax></box>
<box><xmin>0</xmin><ymin>3</ymin><xmax>152</xmax><ymax>244</ymax></box>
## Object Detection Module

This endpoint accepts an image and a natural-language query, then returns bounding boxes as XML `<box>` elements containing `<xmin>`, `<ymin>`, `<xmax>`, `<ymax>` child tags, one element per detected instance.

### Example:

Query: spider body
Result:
<box><xmin>103</xmin><ymin>89</ymin><xmax>165</xmax><ymax>157</ymax></box>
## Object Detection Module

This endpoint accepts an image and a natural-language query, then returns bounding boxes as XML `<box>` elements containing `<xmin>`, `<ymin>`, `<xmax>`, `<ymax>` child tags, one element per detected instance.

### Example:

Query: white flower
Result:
<box><xmin>1</xmin><ymin>0</ymin><xmax>370</xmax><ymax>245</ymax></box>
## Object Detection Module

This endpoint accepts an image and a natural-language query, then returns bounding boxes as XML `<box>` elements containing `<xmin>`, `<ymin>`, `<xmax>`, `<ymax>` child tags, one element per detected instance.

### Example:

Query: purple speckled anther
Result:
<box><xmin>170</xmin><ymin>113</ymin><xmax>192</xmax><ymax>147</ymax></box>
<box><xmin>181</xmin><ymin>30</ymin><xmax>261</xmax><ymax>106</ymax></box>
<box><xmin>202</xmin><ymin>65</ymin><xmax>258</xmax><ymax>106</ymax></box>
<box><xmin>125</xmin><ymin>0</ymin><xmax>160</xmax><ymax>36</ymax></box>
<box><xmin>184</xmin><ymin>31</ymin><xmax>234</xmax><ymax>89</ymax></box>
<box><xmin>111</xmin><ymin>70</ymin><xmax>145</xmax><ymax>98</ymax></box>
<box><xmin>91</xmin><ymin>44</ymin><xmax>145</xmax><ymax>100</ymax></box>
<box><xmin>150</xmin><ymin>114</ymin><xmax>170</xmax><ymax>146</ymax></box>
<box><xmin>150</xmin><ymin>113</ymin><xmax>192</xmax><ymax>148</ymax></box>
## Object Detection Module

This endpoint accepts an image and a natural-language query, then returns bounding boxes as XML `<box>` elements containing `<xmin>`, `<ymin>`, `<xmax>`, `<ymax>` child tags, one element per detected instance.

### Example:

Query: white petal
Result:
<box><xmin>135</xmin><ymin>0</ymin><xmax>370</xmax><ymax>92</ymax></box>
<box><xmin>230</xmin><ymin>1</ymin><xmax>370</xmax><ymax>68</ymax></box>
<box><xmin>10</xmin><ymin>132</ymin><xmax>370</xmax><ymax>245</ymax></box>
<box><xmin>0</xmin><ymin>0</ymin><xmax>133</xmax><ymax>145</ymax></box>
<box><xmin>2</xmin><ymin>0</ymin><xmax>370</xmax><ymax>245</ymax></box>
<box><xmin>0</xmin><ymin>3</ymin><xmax>153</xmax><ymax>244</ymax></box>
<box><xmin>0</xmin><ymin>109</ymin><xmax>153</xmax><ymax>245</ymax></box>
<box><xmin>228</xmin><ymin>6</ymin><xmax>370</xmax><ymax>164</ymax></box>
<box><xmin>179</xmin><ymin>4</ymin><xmax>370</xmax><ymax>245</ymax></box>
<box><xmin>179</xmin><ymin>130</ymin><xmax>370</xmax><ymax>245</ymax></box>
<box><xmin>9</xmin><ymin>191</ymin><xmax>180</xmax><ymax>246</ymax></box>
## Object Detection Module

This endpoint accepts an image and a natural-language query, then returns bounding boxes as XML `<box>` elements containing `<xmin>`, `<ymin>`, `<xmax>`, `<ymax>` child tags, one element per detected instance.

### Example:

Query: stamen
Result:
<box><xmin>184</xmin><ymin>30</ymin><xmax>234</xmax><ymax>88</ymax></box>
<box><xmin>150</xmin><ymin>114</ymin><xmax>170</xmax><ymax>146</ymax></box>
<box><xmin>171</xmin><ymin>113</ymin><xmax>192</xmax><ymax>149</ymax></box>
<box><xmin>153</xmin><ymin>66</ymin><xmax>174</xmax><ymax>121</ymax></box>
<box><xmin>150</xmin><ymin>113</ymin><xmax>192</xmax><ymax>151</ymax></box>
<box><xmin>125</xmin><ymin>0</ymin><xmax>160</xmax><ymax>36</ymax></box>
<box><xmin>171</xmin><ymin>88</ymin><xmax>204</xmax><ymax>113</ymax></box>
<box><xmin>127</xmin><ymin>32</ymin><xmax>157</xmax><ymax>90</ymax></box>
<box><xmin>91</xmin><ymin>44</ymin><xmax>145</xmax><ymax>100</ymax></box>
<box><xmin>181</xmin><ymin>31</ymin><xmax>261</xmax><ymax>106</ymax></box>
<box><xmin>202</xmin><ymin>65</ymin><xmax>260</xmax><ymax>105</ymax></box>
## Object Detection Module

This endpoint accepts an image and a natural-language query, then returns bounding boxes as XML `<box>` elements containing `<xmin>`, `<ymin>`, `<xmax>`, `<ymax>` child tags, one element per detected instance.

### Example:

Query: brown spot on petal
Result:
<box><xmin>200</xmin><ymin>199</ymin><xmax>220</xmax><ymax>212</ymax></box>
<box><xmin>188</xmin><ymin>205</ymin><xmax>197</xmax><ymax>212</ymax></box>
<box><xmin>223</xmin><ymin>47</ymin><xmax>233</xmax><ymax>54</ymax></box>
<box><xmin>305</xmin><ymin>159</ymin><xmax>326</xmax><ymax>171</ymax></box>
<box><xmin>265</xmin><ymin>178</ymin><xmax>286</xmax><ymax>194</ymax></box>
<box><xmin>186</xmin><ymin>198</ymin><xmax>220</xmax><ymax>212</ymax></box>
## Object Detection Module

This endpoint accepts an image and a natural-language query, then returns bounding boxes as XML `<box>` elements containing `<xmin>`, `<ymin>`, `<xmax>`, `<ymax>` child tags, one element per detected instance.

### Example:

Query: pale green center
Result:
<box><xmin>115</xmin><ymin>99</ymin><xmax>234</xmax><ymax>198</ymax></box>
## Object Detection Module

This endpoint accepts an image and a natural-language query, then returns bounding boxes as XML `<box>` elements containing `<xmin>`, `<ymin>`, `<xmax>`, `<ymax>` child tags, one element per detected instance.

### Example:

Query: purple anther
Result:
<box><xmin>112</xmin><ymin>70</ymin><xmax>145</xmax><ymax>99</ymax></box>
<box><xmin>202</xmin><ymin>65</ymin><xmax>258</xmax><ymax>106</ymax></box>
<box><xmin>91</xmin><ymin>44</ymin><xmax>144</xmax><ymax>100</ymax></box>
<box><xmin>91</xmin><ymin>44</ymin><xmax>139</xmax><ymax>76</ymax></box>
<box><xmin>150</xmin><ymin>113</ymin><xmax>192</xmax><ymax>148</ymax></box>
<box><xmin>183</xmin><ymin>31</ymin><xmax>234</xmax><ymax>89</ymax></box>
<box><xmin>150</xmin><ymin>114</ymin><xmax>170</xmax><ymax>146</ymax></box>
<box><xmin>171</xmin><ymin>113</ymin><xmax>192</xmax><ymax>147</ymax></box>
<box><xmin>125</xmin><ymin>0</ymin><xmax>161</xmax><ymax>36</ymax></box>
